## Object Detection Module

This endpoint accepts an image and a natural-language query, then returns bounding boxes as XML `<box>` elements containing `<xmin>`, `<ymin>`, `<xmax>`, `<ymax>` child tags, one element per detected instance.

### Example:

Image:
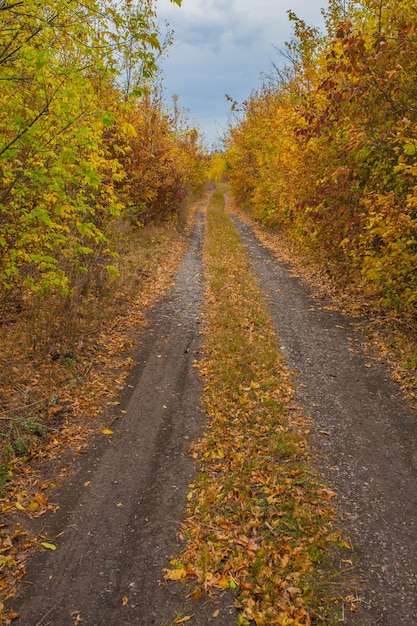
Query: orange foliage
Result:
<box><xmin>226</xmin><ymin>0</ymin><xmax>417</xmax><ymax>317</ymax></box>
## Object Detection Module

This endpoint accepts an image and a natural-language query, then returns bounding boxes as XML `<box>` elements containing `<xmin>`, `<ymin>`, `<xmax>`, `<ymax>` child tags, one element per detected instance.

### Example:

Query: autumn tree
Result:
<box><xmin>226</xmin><ymin>0</ymin><xmax>417</xmax><ymax>316</ymax></box>
<box><xmin>0</xmin><ymin>0</ymin><xmax>199</xmax><ymax>302</ymax></box>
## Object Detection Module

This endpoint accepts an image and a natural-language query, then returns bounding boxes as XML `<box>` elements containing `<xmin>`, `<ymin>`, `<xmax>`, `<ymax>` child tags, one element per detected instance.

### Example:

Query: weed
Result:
<box><xmin>0</xmin><ymin>416</ymin><xmax>46</xmax><ymax>490</ymax></box>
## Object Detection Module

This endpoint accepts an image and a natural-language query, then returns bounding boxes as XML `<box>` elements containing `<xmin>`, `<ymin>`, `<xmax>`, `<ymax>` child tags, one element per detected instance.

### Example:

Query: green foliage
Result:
<box><xmin>0</xmin><ymin>0</ymin><xmax>205</xmax><ymax>302</ymax></box>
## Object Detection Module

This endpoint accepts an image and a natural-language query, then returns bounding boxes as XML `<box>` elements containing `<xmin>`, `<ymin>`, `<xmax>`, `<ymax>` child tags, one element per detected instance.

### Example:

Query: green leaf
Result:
<box><xmin>106</xmin><ymin>264</ymin><xmax>120</xmax><ymax>277</ymax></box>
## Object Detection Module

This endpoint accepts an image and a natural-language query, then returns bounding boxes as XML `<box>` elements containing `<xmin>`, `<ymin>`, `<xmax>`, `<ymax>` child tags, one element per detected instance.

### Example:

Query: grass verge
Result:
<box><xmin>166</xmin><ymin>188</ymin><xmax>343</xmax><ymax>624</ymax></box>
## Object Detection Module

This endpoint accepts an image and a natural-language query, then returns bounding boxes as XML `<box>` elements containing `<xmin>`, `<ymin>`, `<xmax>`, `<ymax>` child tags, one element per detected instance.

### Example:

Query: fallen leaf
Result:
<box><xmin>174</xmin><ymin>616</ymin><xmax>193</xmax><ymax>624</ymax></box>
<box><xmin>122</xmin><ymin>596</ymin><xmax>128</xmax><ymax>606</ymax></box>
<box><xmin>102</xmin><ymin>429</ymin><xmax>114</xmax><ymax>435</ymax></box>
<box><xmin>41</xmin><ymin>542</ymin><xmax>57</xmax><ymax>551</ymax></box>
<box><xmin>34</xmin><ymin>492</ymin><xmax>48</xmax><ymax>506</ymax></box>
<box><xmin>5</xmin><ymin>609</ymin><xmax>19</xmax><ymax>620</ymax></box>
<box><xmin>286</xmin><ymin>586</ymin><xmax>302</xmax><ymax>600</ymax></box>
<box><xmin>163</xmin><ymin>568</ymin><xmax>187</xmax><ymax>581</ymax></box>
<box><xmin>192</xmin><ymin>587</ymin><xmax>202</xmax><ymax>601</ymax></box>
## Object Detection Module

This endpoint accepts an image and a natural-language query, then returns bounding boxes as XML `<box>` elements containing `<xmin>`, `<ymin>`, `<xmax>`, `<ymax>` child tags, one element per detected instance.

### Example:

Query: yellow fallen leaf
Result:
<box><xmin>41</xmin><ymin>542</ymin><xmax>57</xmax><ymax>551</ymax></box>
<box><xmin>163</xmin><ymin>568</ymin><xmax>187</xmax><ymax>581</ymax></box>
<box><xmin>102</xmin><ymin>429</ymin><xmax>114</xmax><ymax>435</ymax></box>
<box><xmin>174</xmin><ymin>616</ymin><xmax>192</xmax><ymax>624</ymax></box>
<box><xmin>213</xmin><ymin>609</ymin><xmax>220</xmax><ymax>617</ymax></box>
<box><xmin>122</xmin><ymin>596</ymin><xmax>128</xmax><ymax>606</ymax></box>
<box><xmin>15</xmin><ymin>502</ymin><xmax>25</xmax><ymax>511</ymax></box>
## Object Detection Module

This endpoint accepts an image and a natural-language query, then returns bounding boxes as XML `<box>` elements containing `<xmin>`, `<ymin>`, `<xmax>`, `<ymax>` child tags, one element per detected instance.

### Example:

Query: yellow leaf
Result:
<box><xmin>214</xmin><ymin>577</ymin><xmax>229</xmax><ymax>590</ymax></box>
<box><xmin>174</xmin><ymin>616</ymin><xmax>192</xmax><ymax>624</ymax></box>
<box><xmin>102</xmin><ymin>429</ymin><xmax>114</xmax><ymax>435</ymax></box>
<box><xmin>15</xmin><ymin>502</ymin><xmax>25</xmax><ymax>511</ymax></box>
<box><xmin>213</xmin><ymin>609</ymin><xmax>220</xmax><ymax>617</ymax></box>
<box><xmin>41</xmin><ymin>542</ymin><xmax>57</xmax><ymax>551</ymax></box>
<box><xmin>163</xmin><ymin>568</ymin><xmax>187</xmax><ymax>581</ymax></box>
<box><xmin>122</xmin><ymin>596</ymin><xmax>128</xmax><ymax>606</ymax></box>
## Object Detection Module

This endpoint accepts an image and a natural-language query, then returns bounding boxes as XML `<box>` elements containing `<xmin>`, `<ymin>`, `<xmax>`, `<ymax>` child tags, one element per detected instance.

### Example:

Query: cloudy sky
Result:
<box><xmin>155</xmin><ymin>0</ymin><xmax>328</xmax><ymax>147</ymax></box>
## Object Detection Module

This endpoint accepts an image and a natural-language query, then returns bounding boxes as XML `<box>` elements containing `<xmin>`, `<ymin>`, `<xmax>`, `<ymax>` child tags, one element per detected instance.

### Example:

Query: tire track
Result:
<box><xmin>11</xmin><ymin>209</ymin><xmax>236</xmax><ymax>625</ymax></box>
<box><xmin>230</xmin><ymin>214</ymin><xmax>417</xmax><ymax>626</ymax></box>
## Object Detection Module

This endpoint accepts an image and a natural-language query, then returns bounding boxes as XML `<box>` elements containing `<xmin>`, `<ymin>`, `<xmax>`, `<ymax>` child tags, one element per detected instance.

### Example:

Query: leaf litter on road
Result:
<box><xmin>164</xmin><ymin>188</ymin><xmax>347</xmax><ymax>624</ymax></box>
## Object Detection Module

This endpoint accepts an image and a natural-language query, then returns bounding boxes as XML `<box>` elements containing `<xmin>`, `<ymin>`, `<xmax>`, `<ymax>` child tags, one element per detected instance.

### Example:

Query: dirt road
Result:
<box><xmin>231</xmin><ymin>216</ymin><xmax>417</xmax><ymax>626</ymax></box>
<box><xmin>11</xmin><ymin>198</ymin><xmax>417</xmax><ymax>625</ymax></box>
<box><xmin>11</xmin><ymin>211</ymin><xmax>236</xmax><ymax>625</ymax></box>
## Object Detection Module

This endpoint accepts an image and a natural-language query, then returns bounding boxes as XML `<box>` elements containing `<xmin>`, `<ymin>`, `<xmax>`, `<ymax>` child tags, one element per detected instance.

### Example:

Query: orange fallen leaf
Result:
<box><xmin>192</xmin><ymin>587</ymin><xmax>202</xmax><ymax>601</ymax></box>
<box><xmin>122</xmin><ymin>596</ymin><xmax>128</xmax><ymax>606</ymax></box>
<box><xmin>34</xmin><ymin>492</ymin><xmax>48</xmax><ymax>506</ymax></box>
<box><xmin>174</xmin><ymin>616</ymin><xmax>193</xmax><ymax>624</ymax></box>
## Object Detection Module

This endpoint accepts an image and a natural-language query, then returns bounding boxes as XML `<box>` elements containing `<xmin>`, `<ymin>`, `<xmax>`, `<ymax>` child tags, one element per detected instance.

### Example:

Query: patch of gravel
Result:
<box><xmin>231</xmin><ymin>216</ymin><xmax>417</xmax><ymax>626</ymax></box>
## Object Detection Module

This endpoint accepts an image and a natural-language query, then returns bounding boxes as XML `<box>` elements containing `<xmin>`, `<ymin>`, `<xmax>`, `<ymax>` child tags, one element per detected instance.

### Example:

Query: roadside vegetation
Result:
<box><xmin>225</xmin><ymin>0</ymin><xmax>417</xmax><ymax>345</ymax></box>
<box><xmin>0</xmin><ymin>0</ymin><xmax>205</xmax><ymax>490</ymax></box>
<box><xmin>0</xmin><ymin>2</ymin><xmax>205</xmax><ymax>617</ymax></box>
<box><xmin>165</xmin><ymin>188</ymin><xmax>347</xmax><ymax>625</ymax></box>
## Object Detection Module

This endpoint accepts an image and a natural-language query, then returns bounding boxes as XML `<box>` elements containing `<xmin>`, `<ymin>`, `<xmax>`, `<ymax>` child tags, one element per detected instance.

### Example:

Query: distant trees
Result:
<box><xmin>226</xmin><ymin>0</ymin><xmax>417</xmax><ymax>317</ymax></box>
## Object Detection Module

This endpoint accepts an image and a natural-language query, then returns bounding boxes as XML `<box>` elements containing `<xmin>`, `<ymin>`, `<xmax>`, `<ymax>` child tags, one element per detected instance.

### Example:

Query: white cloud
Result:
<box><xmin>156</xmin><ymin>0</ymin><xmax>327</xmax><ymax>147</ymax></box>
